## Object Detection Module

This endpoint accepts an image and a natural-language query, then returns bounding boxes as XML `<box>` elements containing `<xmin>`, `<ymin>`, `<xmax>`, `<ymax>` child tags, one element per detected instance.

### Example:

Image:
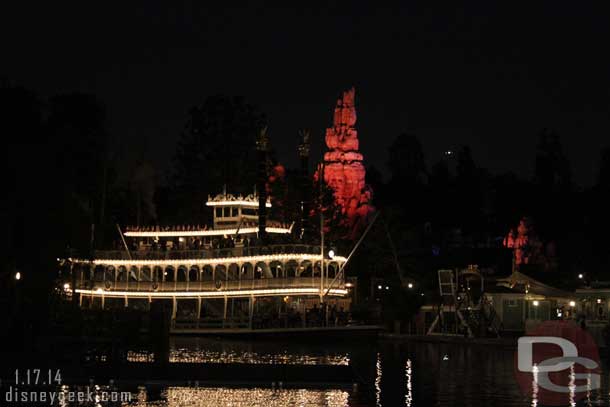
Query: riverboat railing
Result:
<box><xmin>78</xmin><ymin>277</ymin><xmax>342</xmax><ymax>293</ymax></box>
<box><xmin>93</xmin><ymin>244</ymin><xmax>323</xmax><ymax>261</ymax></box>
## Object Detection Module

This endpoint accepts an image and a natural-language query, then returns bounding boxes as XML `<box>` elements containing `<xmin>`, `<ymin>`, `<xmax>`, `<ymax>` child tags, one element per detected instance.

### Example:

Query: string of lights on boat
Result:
<box><xmin>69</xmin><ymin>253</ymin><xmax>347</xmax><ymax>267</ymax></box>
<box><xmin>123</xmin><ymin>226</ymin><xmax>292</xmax><ymax>237</ymax></box>
<box><xmin>205</xmin><ymin>199</ymin><xmax>272</xmax><ymax>208</ymax></box>
<box><xmin>74</xmin><ymin>287</ymin><xmax>349</xmax><ymax>298</ymax></box>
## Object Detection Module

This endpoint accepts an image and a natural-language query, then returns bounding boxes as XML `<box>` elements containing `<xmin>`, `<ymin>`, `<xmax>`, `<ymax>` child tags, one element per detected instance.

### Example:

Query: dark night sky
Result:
<box><xmin>2</xmin><ymin>2</ymin><xmax>609</xmax><ymax>185</ymax></box>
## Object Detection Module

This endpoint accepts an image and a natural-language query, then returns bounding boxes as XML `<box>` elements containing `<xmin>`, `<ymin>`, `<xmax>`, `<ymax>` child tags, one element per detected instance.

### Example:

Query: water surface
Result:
<box><xmin>56</xmin><ymin>338</ymin><xmax>610</xmax><ymax>406</ymax></box>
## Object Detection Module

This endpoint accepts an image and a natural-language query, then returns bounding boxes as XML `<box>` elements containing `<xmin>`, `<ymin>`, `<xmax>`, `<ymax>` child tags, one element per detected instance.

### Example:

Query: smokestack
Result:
<box><xmin>256</xmin><ymin>127</ymin><xmax>269</xmax><ymax>243</ymax></box>
<box><xmin>298</xmin><ymin>130</ymin><xmax>311</xmax><ymax>240</ymax></box>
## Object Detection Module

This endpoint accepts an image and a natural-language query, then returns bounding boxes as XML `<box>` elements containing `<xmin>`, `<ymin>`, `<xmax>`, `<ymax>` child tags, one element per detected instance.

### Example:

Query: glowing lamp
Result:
<box><xmin>15</xmin><ymin>272</ymin><xmax>21</xmax><ymax>281</ymax></box>
<box><xmin>569</xmin><ymin>301</ymin><xmax>576</xmax><ymax>307</ymax></box>
<box><xmin>597</xmin><ymin>298</ymin><xmax>602</xmax><ymax>304</ymax></box>
<box><xmin>328</xmin><ymin>250</ymin><xmax>335</xmax><ymax>259</ymax></box>
<box><xmin>533</xmin><ymin>300</ymin><xmax>539</xmax><ymax>307</ymax></box>
<box><xmin>578</xmin><ymin>273</ymin><xmax>584</xmax><ymax>279</ymax></box>
<box><xmin>63</xmin><ymin>283</ymin><xmax>70</xmax><ymax>290</ymax></box>
<box><xmin>377</xmin><ymin>285</ymin><xmax>382</xmax><ymax>290</ymax></box>
<box><xmin>407</xmin><ymin>283</ymin><xmax>413</xmax><ymax>289</ymax></box>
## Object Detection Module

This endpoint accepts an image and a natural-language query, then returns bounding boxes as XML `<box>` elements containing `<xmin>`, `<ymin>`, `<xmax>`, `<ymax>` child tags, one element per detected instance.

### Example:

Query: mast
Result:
<box><xmin>256</xmin><ymin>126</ymin><xmax>270</xmax><ymax>243</ymax></box>
<box><xmin>319</xmin><ymin>162</ymin><xmax>325</xmax><ymax>302</ymax></box>
<box><xmin>298</xmin><ymin>130</ymin><xmax>311</xmax><ymax>240</ymax></box>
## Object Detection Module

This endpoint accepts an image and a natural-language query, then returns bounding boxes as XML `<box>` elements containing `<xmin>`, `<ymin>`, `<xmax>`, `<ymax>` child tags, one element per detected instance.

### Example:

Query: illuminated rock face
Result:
<box><xmin>321</xmin><ymin>87</ymin><xmax>373</xmax><ymax>234</ymax></box>
<box><xmin>503</xmin><ymin>217</ymin><xmax>543</xmax><ymax>266</ymax></box>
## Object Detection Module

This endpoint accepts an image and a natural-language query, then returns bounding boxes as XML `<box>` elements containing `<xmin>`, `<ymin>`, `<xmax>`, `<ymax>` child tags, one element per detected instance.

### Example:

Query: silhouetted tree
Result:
<box><xmin>47</xmin><ymin>93</ymin><xmax>110</xmax><ymax>254</ymax></box>
<box><xmin>310</xmin><ymin>170</ymin><xmax>345</xmax><ymax>242</ymax></box>
<box><xmin>365</xmin><ymin>165</ymin><xmax>385</xmax><ymax>206</ymax></box>
<box><xmin>597</xmin><ymin>147</ymin><xmax>610</xmax><ymax>189</ymax></box>
<box><xmin>387</xmin><ymin>133</ymin><xmax>427</xmax><ymax>186</ymax></box>
<box><xmin>535</xmin><ymin>128</ymin><xmax>571</xmax><ymax>191</ymax></box>
<box><xmin>171</xmin><ymin>95</ymin><xmax>266</xmax><ymax>223</ymax></box>
<box><xmin>454</xmin><ymin>145</ymin><xmax>486</xmax><ymax>233</ymax></box>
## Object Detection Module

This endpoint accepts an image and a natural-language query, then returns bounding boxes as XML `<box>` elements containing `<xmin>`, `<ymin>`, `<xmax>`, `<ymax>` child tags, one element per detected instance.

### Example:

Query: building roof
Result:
<box><xmin>494</xmin><ymin>271</ymin><xmax>572</xmax><ymax>299</ymax></box>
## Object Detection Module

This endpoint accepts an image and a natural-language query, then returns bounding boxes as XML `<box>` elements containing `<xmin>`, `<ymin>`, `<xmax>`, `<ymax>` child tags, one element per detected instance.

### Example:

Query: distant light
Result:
<box><xmin>569</xmin><ymin>301</ymin><xmax>576</xmax><ymax>307</ymax></box>
<box><xmin>597</xmin><ymin>298</ymin><xmax>602</xmax><ymax>304</ymax></box>
<box><xmin>96</xmin><ymin>288</ymin><xmax>103</xmax><ymax>293</ymax></box>
<box><xmin>444</xmin><ymin>150</ymin><xmax>453</xmax><ymax>157</ymax></box>
<box><xmin>63</xmin><ymin>283</ymin><xmax>70</xmax><ymax>290</ymax></box>
<box><xmin>385</xmin><ymin>286</ymin><xmax>389</xmax><ymax>290</ymax></box>
<box><xmin>533</xmin><ymin>300</ymin><xmax>539</xmax><ymax>306</ymax></box>
<box><xmin>377</xmin><ymin>285</ymin><xmax>382</xmax><ymax>290</ymax></box>
<box><xmin>15</xmin><ymin>272</ymin><xmax>21</xmax><ymax>281</ymax></box>
<box><xmin>407</xmin><ymin>283</ymin><xmax>413</xmax><ymax>289</ymax></box>
<box><xmin>557</xmin><ymin>311</ymin><xmax>563</xmax><ymax>317</ymax></box>
<box><xmin>420</xmin><ymin>293</ymin><xmax>425</xmax><ymax>297</ymax></box>
<box><xmin>442</xmin><ymin>354</ymin><xmax>449</xmax><ymax>361</ymax></box>
<box><xmin>328</xmin><ymin>250</ymin><xmax>335</xmax><ymax>259</ymax></box>
<box><xmin>164</xmin><ymin>271</ymin><xmax>168</xmax><ymax>276</ymax></box>
<box><xmin>345</xmin><ymin>282</ymin><xmax>353</xmax><ymax>288</ymax></box>
<box><xmin>178</xmin><ymin>237</ymin><xmax>185</xmax><ymax>242</ymax></box>
<box><xmin>578</xmin><ymin>273</ymin><xmax>584</xmax><ymax>279</ymax></box>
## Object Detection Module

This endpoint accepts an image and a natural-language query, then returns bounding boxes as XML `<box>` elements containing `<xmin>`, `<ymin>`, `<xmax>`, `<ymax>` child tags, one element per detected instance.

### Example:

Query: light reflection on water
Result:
<box><xmin>169</xmin><ymin>348</ymin><xmax>350</xmax><ymax>365</ymax></box>
<box><xmin>162</xmin><ymin>387</ymin><xmax>349</xmax><ymax>407</ymax></box>
<box><xmin>60</xmin><ymin>341</ymin><xmax>610</xmax><ymax>406</ymax></box>
<box><xmin>53</xmin><ymin>385</ymin><xmax>350</xmax><ymax>407</ymax></box>
<box><xmin>405</xmin><ymin>359</ymin><xmax>412</xmax><ymax>407</ymax></box>
<box><xmin>531</xmin><ymin>365</ymin><xmax>539</xmax><ymax>407</ymax></box>
<box><xmin>126</xmin><ymin>349</ymin><xmax>350</xmax><ymax>365</ymax></box>
<box><xmin>166</xmin><ymin>337</ymin><xmax>351</xmax><ymax>366</ymax></box>
<box><xmin>374</xmin><ymin>353</ymin><xmax>382</xmax><ymax>407</ymax></box>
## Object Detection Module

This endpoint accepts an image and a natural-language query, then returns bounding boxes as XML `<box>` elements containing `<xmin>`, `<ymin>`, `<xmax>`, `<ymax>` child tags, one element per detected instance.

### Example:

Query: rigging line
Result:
<box><xmin>380</xmin><ymin>214</ymin><xmax>407</xmax><ymax>287</ymax></box>
<box><xmin>116</xmin><ymin>223</ymin><xmax>132</xmax><ymax>260</ymax></box>
<box><xmin>323</xmin><ymin>211</ymin><xmax>380</xmax><ymax>298</ymax></box>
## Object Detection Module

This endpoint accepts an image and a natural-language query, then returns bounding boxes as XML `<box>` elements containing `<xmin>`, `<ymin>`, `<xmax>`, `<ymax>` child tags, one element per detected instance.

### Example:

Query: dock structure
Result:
<box><xmin>425</xmin><ymin>267</ymin><xmax>502</xmax><ymax>338</ymax></box>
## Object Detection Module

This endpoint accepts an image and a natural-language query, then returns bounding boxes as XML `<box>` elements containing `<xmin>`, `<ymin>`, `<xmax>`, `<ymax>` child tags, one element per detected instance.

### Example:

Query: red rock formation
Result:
<box><xmin>319</xmin><ymin>87</ymin><xmax>374</xmax><ymax>235</ymax></box>
<box><xmin>503</xmin><ymin>217</ymin><xmax>545</xmax><ymax>268</ymax></box>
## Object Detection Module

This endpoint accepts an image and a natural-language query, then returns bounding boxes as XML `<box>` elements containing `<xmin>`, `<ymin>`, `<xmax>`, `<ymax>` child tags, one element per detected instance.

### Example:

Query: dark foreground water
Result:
<box><xmin>13</xmin><ymin>337</ymin><xmax>610</xmax><ymax>406</ymax></box>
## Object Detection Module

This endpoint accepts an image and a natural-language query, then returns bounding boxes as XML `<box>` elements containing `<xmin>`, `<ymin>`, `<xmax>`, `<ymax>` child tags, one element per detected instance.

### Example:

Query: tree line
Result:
<box><xmin>2</xmin><ymin>84</ymin><xmax>609</xmax><ymax>302</ymax></box>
